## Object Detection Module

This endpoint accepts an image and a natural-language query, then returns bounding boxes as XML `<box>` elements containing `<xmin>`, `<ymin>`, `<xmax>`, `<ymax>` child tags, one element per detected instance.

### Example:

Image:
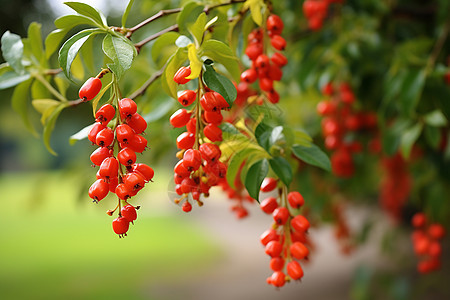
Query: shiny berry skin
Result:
<box><xmin>287</xmin><ymin>261</ymin><xmax>304</xmax><ymax>280</ymax></box>
<box><xmin>288</xmin><ymin>191</ymin><xmax>304</xmax><ymax>209</ymax></box>
<box><xmin>126</xmin><ymin>113</ymin><xmax>147</xmax><ymax>134</ymax></box>
<box><xmin>270</xmin><ymin>257</ymin><xmax>285</xmax><ymax>271</ymax></box>
<box><xmin>178</xmin><ymin>90</ymin><xmax>197</xmax><ymax>106</ymax></box>
<box><xmin>174</xmin><ymin>160</ymin><xmax>191</xmax><ymax>177</ymax></box>
<box><xmin>182</xmin><ymin>201</ymin><xmax>192</xmax><ymax>212</ymax></box>
<box><xmin>270</xmin><ymin>35</ymin><xmax>286</xmax><ymax>51</ymax></box>
<box><xmin>99</xmin><ymin>157</ymin><xmax>119</xmax><ymax>180</ymax></box>
<box><xmin>90</xmin><ymin>147</ymin><xmax>112</xmax><ymax>166</ymax></box>
<box><xmin>199</xmin><ymin>143</ymin><xmax>221</xmax><ymax>162</ymax></box>
<box><xmin>203</xmin><ymin>124</ymin><xmax>223</xmax><ymax>142</ymax></box>
<box><xmin>245</xmin><ymin>43</ymin><xmax>263</xmax><ymax>60</ymax></box>
<box><xmin>260</xmin><ymin>197</ymin><xmax>278</xmax><ymax>214</ymax></box>
<box><xmin>267</xmin><ymin>90</ymin><xmax>280</xmax><ymax>104</ymax></box>
<box><xmin>88</xmin><ymin>123</ymin><xmax>106</xmax><ymax>144</ymax></box>
<box><xmin>240</xmin><ymin>69</ymin><xmax>258</xmax><ymax>83</ymax></box>
<box><xmin>96</xmin><ymin>127</ymin><xmax>114</xmax><ymax>147</ymax></box>
<box><xmin>186</xmin><ymin>118</ymin><xmax>196</xmax><ymax>133</ymax></box>
<box><xmin>265</xmin><ymin>240</ymin><xmax>283</xmax><ymax>257</ymax></box>
<box><xmin>118</xmin><ymin>98</ymin><xmax>138</xmax><ymax>120</ymax></box>
<box><xmin>108</xmin><ymin>176</ymin><xmax>118</xmax><ymax>193</ymax></box>
<box><xmin>291</xmin><ymin>215</ymin><xmax>310</xmax><ymax>232</ymax></box>
<box><xmin>204</xmin><ymin>111</ymin><xmax>223</xmax><ymax>124</ymax></box>
<box><xmin>128</xmin><ymin>134</ymin><xmax>147</xmax><ymax>153</ymax></box>
<box><xmin>259</xmin><ymin>78</ymin><xmax>273</xmax><ymax>92</ymax></box>
<box><xmin>260</xmin><ymin>177</ymin><xmax>277</xmax><ymax>192</ymax></box>
<box><xmin>79</xmin><ymin>77</ymin><xmax>102</xmax><ymax>101</ymax></box>
<box><xmin>123</xmin><ymin>172</ymin><xmax>146</xmax><ymax>191</ymax></box>
<box><xmin>95</xmin><ymin>104</ymin><xmax>115</xmax><ymax>124</ymax></box>
<box><xmin>170</xmin><ymin>109</ymin><xmax>191</xmax><ymax>128</ymax></box>
<box><xmin>269</xmin><ymin>271</ymin><xmax>286</xmax><ymax>287</ymax></box>
<box><xmin>132</xmin><ymin>163</ymin><xmax>154</xmax><ymax>182</ymax></box>
<box><xmin>89</xmin><ymin>179</ymin><xmax>109</xmax><ymax>202</ymax></box>
<box><xmin>182</xmin><ymin>149</ymin><xmax>202</xmax><ymax>171</ymax></box>
<box><xmin>116</xmin><ymin>124</ymin><xmax>135</xmax><ymax>144</ymax></box>
<box><xmin>180</xmin><ymin>177</ymin><xmax>196</xmax><ymax>193</ymax></box>
<box><xmin>267</xmin><ymin>14</ymin><xmax>284</xmax><ymax>35</ymax></box>
<box><xmin>200</xmin><ymin>92</ymin><xmax>221</xmax><ymax>112</ymax></box>
<box><xmin>260</xmin><ymin>229</ymin><xmax>279</xmax><ymax>246</ymax></box>
<box><xmin>290</xmin><ymin>242</ymin><xmax>309</xmax><ymax>259</ymax></box>
<box><xmin>115</xmin><ymin>183</ymin><xmax>134</xmax><ymax>200</ymax></box>
<box><xmin>173</xmin><ymin>66</ymin><xmax>191</xmax><ymax>84</ymax></box>
<box><xmin>273</xmin><ymin>207</ymin><xmax>289</xmax><ymax>225</ymax></box>
<box><xmin>255</xmin><ymin>54</ymin><xmax>270</xmax><ymax>71</ymax></box>
<box><xmin>118</xmin><ymin>147</ymin><xmax>136</xmax><ymax>166</ymax></box>
<box><xmin>268</xmin><ymin>64</ymin><xmax>283</xmax><ymax>81</ymax></box>
<box><xmin>213</xmin><ymin>92</ymin><xmax>229</xmax><ymax>109</ymax></box>
<box><xmin>112</xmin><ymin>217</ymin><xmax>130</xmax><ymax>236</ymax></box>
<box><xmin>121</xmin><ymin>205</ymin><xmax>137</xmax><ymax>223</ymax></box>
<box><xmin>176</xmin><ymin>132</ymin><xmax>195</xmax><ymax>149</ymax></box>
<box><xmin>271</xmin><ymin>52</ymin><xmax>288</xmax><ymax>67</ymax></box>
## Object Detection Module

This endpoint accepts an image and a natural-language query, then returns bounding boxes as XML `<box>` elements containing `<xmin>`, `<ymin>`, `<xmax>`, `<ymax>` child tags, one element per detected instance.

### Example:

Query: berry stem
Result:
<box><xmin>33</xmin><ymin>73</ymin><xmax>67</xmax><ymax>102</ymax></box>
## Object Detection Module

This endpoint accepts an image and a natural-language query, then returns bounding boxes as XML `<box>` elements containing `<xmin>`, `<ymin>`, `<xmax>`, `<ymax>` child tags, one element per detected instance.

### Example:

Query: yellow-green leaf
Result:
<box><xmin>186</xmin><ymin>43</ymin><xmax>202</xmax><ymax>80</ymax></box>
<box><xmin>31</xmin><ymin>99</ymin><xmax>61</xmax><ymax>124</ymax></box>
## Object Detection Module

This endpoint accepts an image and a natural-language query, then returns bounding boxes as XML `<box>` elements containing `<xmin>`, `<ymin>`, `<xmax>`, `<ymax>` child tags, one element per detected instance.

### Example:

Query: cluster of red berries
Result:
<box><xmin>303</xmin><ymin>0</ymin><xmax>344</xmax><ymax>31</ymax></box>
<box><xmin>411</xmin><ymin>212</ymin><xmax>446</xmax><ymax>273</ymax></box>
<box><xmin>80</xmin><ymin>76</ymin><xmax>154</xmax><ymax>237</ymax></box>
<box><xmin>170</xmin><ymin>66</ymin><xmax>230</xmax><ymax>211</ymax></box>
<box><xmin>258</xmin><ymin>178</ymin><xmax>310</xmax><ymax>287</ymax></box>
<box><xmin>240</xmin><ymin>14</ymin><xmax>287</xmax><ymax>105</ymax></box>
<box><xmin>317</xmin><ymin>82</ymin><xmax>377</xmax><ymax>178</ymax></box>
<box><xmin>379</xmin><ymin>152</ymin><xmax>411</xmax><ymax>221</ymax></box>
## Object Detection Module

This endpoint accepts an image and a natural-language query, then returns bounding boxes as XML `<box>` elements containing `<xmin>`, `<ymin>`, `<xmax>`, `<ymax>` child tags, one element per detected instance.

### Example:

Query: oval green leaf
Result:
<box><xmin>269</xmin><ymin>156</ymin><xmax>293</xmax><ymax>187</ymax></box>
<box><xmin>244</xmin><ymin>159</ymin><xmax>268</xmax><ymax>202</ymax></box>
<box><xmin>203</xmin><ymin>64</ymin><xmax>237</xmax><ymax>107</ymax></box>
<box><xmin>292</xmin><ymin>143</ymin><xmax>331</xmax><ymax>172</ymax></box>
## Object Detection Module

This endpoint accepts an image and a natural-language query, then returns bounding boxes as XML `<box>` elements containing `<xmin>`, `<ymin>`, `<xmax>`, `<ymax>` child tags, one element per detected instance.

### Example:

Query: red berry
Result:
<box><xmin>270</xmin><ymin>271</ymin><xmax>286</xmax><ymax>287</ymax></box>
<box><xmin>89</xmin><ymin>179</ymin><xmax>109</xmax><ymax>202</ymax></box>
<box><xmin>128</xmin><ymin>134</ymin><xmax>147</xmax><ymax>153</ymax></box>
<box><xmin>322</xmin><ymin>82</ymin><xmax>334</xmax><ymax>95</ymax></box>
<box><xmin>240</xmin><ymin>69</ymin><xmax>258</xmax><ymax>83</ymax></box>
<box><xmin>178</xmin><ymin>90</ymin><xmax>197</xmax><ymax>106</ymax></box>
<box><xmin>108</xmin><ymin>176</ymin><xmax>118</xmax><ymax>193</ymax></box>
<box><xmin>170</xmin><ymin>109</ymin><xmax>192</xmax><ymax>128</ymax></box>
<box><xmin>267</xmin><ymin>90</ymin><xmax>280</xmax><ymax>104</ymax></box>
<box><xmin>265</xmin><ymin>240</ymin><xmax>283</xmax><ymax>257</ymax></box>
<box><xmin>316</xmin><ymin>100</ymin><xmax>336</xmax><ymax>115</ymax></box>
<box><xmin>291</xmin><ymin>215</ymin><xmax>310</xmax><ymax>232</ymax></box>
<box><xmin>270</xmin><ymin>35</ymin><xmax>286</xmax><ymax>51</ymax></box>
<box><xmin>204</xmin><ymin>111</ymin><xmax>223</xmax><ymax>124</ymax></box>
<box><xmin>271</xmin><ymin>52</ymin><xmax>288</xmax><ymax>67</ymax></box>
<box><xmin>79</xmin><ymin>77</ymin><xmax>102</xmax><ymax>101</ymax></box>
<box><xmin>260</xmin><ymin>197</ymin><xmax>279</xmax><ymax>214</ymax></box>
<box><xmin>121</xmin><ymin>205</ymin><xmax>137</xmax><ymax>223</ymax></box>
<box><xmin>268</xmin><ymin>64</ymin><xmax>283</xmax><ymax>81</ymax></box>
<box><xmin>200</xmin><ymin>92</ymin><xmax>221</xmax><ymax>112</ymax></box>
<box><xmin>90</xmin><ymin>147</ymin><xmax>112</xmax><ymax>166</ymax></box>
<box><xmin>260</xmin><ymin>177</ymin><xmax>277</xmax><ymax>192</ymax></box>
<box><xmin>116</xmin><ymin>124</ymin><xmax>135</xmax><ymax>144</ymax></box>
<box><xmin>260</xmin><ymin>229</ymin><xmax>279</xmax><ymax>246</ymax></box>
<box><xmin>270</xmin><ymin>257</ymin><xmax>285</xmax><ymax>271</ymax></box>
<box><xmin>273</xmin><ymin>207</ymin><xmax>289</xmax><ymax>225</ymax></box>
<box><xmin>118</xmin><ymin>148</ymin><xmax>136</xmax><ymax>166</ymax></box>
<box><xmin>287</xmin><ymin>261</ymin><xmax>304</xmax><ymax>280</ymax></box>
<box><xmin>174</xmin><ymin>160</ymin><xmax>191</xmax><ymax>177</ymax></box>
<box><xmin>115</xmin><ymin>183</ymin><xmax>134</xmax><ymax>200</ymax></box>
<box><xmin>132</xmin><ymin>163</ymin><xmax>154</xmax><ymax>182</ymax></box>
<box><xmin>99</xmin><ymin>157</ymin><xmax>119</xmax><ymax>180</ymax></box>
<box><xmin>88</xmin><ymin>122</ymin><xmax>106</xmax><ymax>144</ymax></box>
<box><xmin>428</xmin><ymin>241</ymin><xmax>442</xmax><ymax>257</ymax></box>
<box><xmin>173</xmin><ymin>66</ymin><xmax>191</xmax><ymax>84</ymax></box>
<box><xmin>411</xmin><ymin>212</ymin><xmax>427</xmax><ymax>228</ymax></box>
<box><xmin>183</xmin><ymin>149</ymin><xmax>202</xmax><ymax>171</ymax></box>
<box><xmin>267</xmin><ymin>14</ymin><xmax>284</xmax><ymax>35</ymax></box>
<box><xmin>123</xmin><ymin>172</ymin><xmax>146</xmax><ymax>191</ymax></box>
<box><xmin>259</xmin><ymin>78</ymin><xmax>273</xmax><ymax>92</ymax></box>
<box><xmin>199</xmin><ymin>143</ymin><xmax>221</xmax><ymax>163</ymax></box>
<box><xmin>288</xmin><ymin>191</ymin><xmax>304</xmax><ymax>209</ymax></box>
<box><xmin>112</xmin><ymin>217</ymin><xmax>130</xmax><ymax>236</ymax></box>
<box><xmin>290</xmin><ymin>242</ymin><xmax>309</xmax><ymax>259</ymax></box>
<box><xmin>180</xmin><ymin>177</ymin><xmax>196</xmax><ymax>193</ymax></box>
<box><xmin>414</xmin><ymin>237</ymin><xmax>430</xmax><ymax>255</ymax></box>
<box><xmin>126</xmin><ymin>113</ymin><xmax>147</xmax><ymax>134</ymax></box>
<box><xmin>95</xmin><ymin>104</ymin><xmax>115</xmax><ymax>124</ymax></box>
<box><xmin>428</xmin><ymin>223</ymin><xmax>446</xmax><ymax>240</ymax></box>
<box><xmin>95</xmin><ymin>127</ymin><xmax>114</xmax><ymax>147</ymax></box>
<box><xmin>255</xmin><ymin>54</ymin><xmax>270</xmax><ymax>71</ymax></box>
<box><xmin>245</xmin><ymin>43</ymin><xmax>263</xmax><ymax>60</ymax></box>
<box><xmin>182</xmin><ymin>201</ymin><xmax>192</xmax><ymax>212</ymax></box>
<box><xmin>118</xmin><ymin>98</ymin><xmax>137</xmax><ymax>120</ymax></box>
<box><xmin>186</xmin><ymin>118</ymin><xmax>197</xmax><ymax>133</ymax></box>
<box><xmin>176</xmin><ymin>132</ymin><xmax>195</xmax><ymax>149</ymax></box>
<box><xmin>203</xmin><ymin>123</ymin><xmax>223</xmax><ymax>142</ymax></box>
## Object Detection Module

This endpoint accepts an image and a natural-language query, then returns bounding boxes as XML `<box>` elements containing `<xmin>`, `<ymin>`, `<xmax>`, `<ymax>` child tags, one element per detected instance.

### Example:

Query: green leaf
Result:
<box><xmin>102</xmin><ymin>34</ymin><xmax>136</xmax><ymax>79</ymax></box>
<box><xmin>64</xmin><ymin>2</ymin><xmax>107</xmax><ymax>27</ymax></box>
<box><xmin>1</xmin><ymin>31</ymin><xmax>25</xmax><ymax>74</ymax></box>
<box><xmin>270</xmin><ymin>126</ymin><xmax>284</xmax><ymax>145</ymax></box>
<box><xmin>121</xmin><ymin>0</ymin><xmax>135</xmax><ymax>28</ymax></box>
<box><xmin>292</xmin><ymin>144</ymin><xmax>331</xmax><ymax>171</ymax></box>
<box><xmin>400</xmin><ymin>122</ymin><xmax>423</xmax><ymax>159</ymax></box>
<box><xmin>203</xmin><ymin>63</ymin><xmax>237</xmax><ymax>107</ymax></box>
<box><xmin>201</xmin><ymin>39</ymin><xmax>240</xmax><ymax>82</ymax></box>
<box><xmin>54</xmin><ymin>76</ymin><xmax>70</xmax><ymax>98</ymax></box>
<box><xmin>59</xmin><ymin>29</ymin><xmax>100</xmax><ymax>79</ymax></box>
<box><xmin>28</xmin><ymin>22</ymin><xmax>44</xmax><ymax>63</ymax></box>
<box><xmin>243</xmin><ymin>0</ymin><xmax>266</xmax><ymax>26</ymax></box>
<box><xmin>11</xmin><ymin>78</ymin><xmax>36</xmax><ymax>135</ymax></box>
<box><xmin>45</xmin><ymin>29</ymin><xmax>69</xmax><ymax>59</ymax></box>
<box><xmin>152</xmin><ymin>32</ymin><xmax>180</xmax><ymax>68</ymax></box>
<box><xmin>382</xmin><ymin>119</ymin><xmax>411</xmax><ymax>156</ymax></box>
<box><xmin>188</xmin><ymin>12</ymin><xmax>207</xmax><ymax>46</ymax></box>
<box><xmin>0</xmin><ymin>71</ymin><xmax>31</xmax><ymax>90</ymax></box>
<box><xmin>244</xmin><ymin>159</ymin><xmax>268</xmax><ymax>202</ymax></box>
<box><xmin>227</xmin><ymin>148</ymin><xmax>259</xmax><ymax>190</ymax></box>
<box><xmin>69</xmin><ymin>123</ymin><xmax>93</xmax><ymax>145</ymax></box>
<box><xmin>31</xmin><ymin>79</ymin><xmax>51</xmax><ymax>100</ymax></box>
<box><xmin>54</xmin><ymin>14</ymin><xmax>98</xmax><ymax>29</ymax></box>
<box><xmin>424</xmin><ymin>125</ymin><xmax>441</xmax><ymax>149</ymax></box>
<box><xmin>269</xmin><ymin>156</ymin><xmax>293</xmax><ymax>186</ymax></box>
<box><xmin>400</xmin><ymin>69</ymin><xmax>426</xmax><ymax>116</ymax></box>
<box><xmin>43</xmin><ymin>103</ymin><xmax>68</xmax><ymax>155</ymax></box>
<box><xmin>424</xmin><ymin>110</ymin><xmax>447</xmax><ymax>127</ymax></box>
<box><xmin>177</xmin><ymin>2</ymin><xmax>204</xmax><ymax>34</ymax></box>
<box><xmin>161</xmin><ymin>47</ymin><xmax>188</xmax><ymax>99</ymax></box>
<box><xmin>31</xmin><ymin>98</ymin><xmax>61</xmax><ymax>124</ymax></box>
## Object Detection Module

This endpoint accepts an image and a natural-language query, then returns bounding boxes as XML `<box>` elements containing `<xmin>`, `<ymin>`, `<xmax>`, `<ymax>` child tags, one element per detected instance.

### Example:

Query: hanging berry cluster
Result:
<box><xmin>302</xmin><ymin>0</ymin><xmax>344</xmax><ymax>31</ymax></box>
<box><xmin>82</xmin><ymin>76</ymin><xmax>154</xmax><ymax>237</ymax></box>
<box><xmin>411</xmin><ymin>212</ymin><xmax>446</xmax><ymax>273</ymax></box>
<box><xmin>170</xmin><ymin>67</ymin><xmax>229</xmax><ymax>212</ymax></box>
<box><xmin>317</xmin><ymin>82</ymin><xmax>377</xmax><ymax>178</ymax></box>
<box><xmin>241</xmin><ymin>14</ymin><xmax>287</xmax><ymax>105</ymax></box>
<box><xmin>258</xmin><ymin>178</ymin><xmax>310</xmax><ymax>287</ymax></box>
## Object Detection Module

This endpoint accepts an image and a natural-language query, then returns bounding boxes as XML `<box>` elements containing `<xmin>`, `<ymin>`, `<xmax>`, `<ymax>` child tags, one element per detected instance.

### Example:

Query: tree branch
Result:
<box><xmin>126</xmin><ymin>8</ymin><xmax>182</xmax><ymax>38</ymax></box>
<box><xmin>134</xmin><ymin>24</ymin><xmax>180</xmax><ymax>53</ymax></box>
<box><xmin>128</xmin><ymin>67</ymin><xmax>165</xmax><ymax>100</ymax></box>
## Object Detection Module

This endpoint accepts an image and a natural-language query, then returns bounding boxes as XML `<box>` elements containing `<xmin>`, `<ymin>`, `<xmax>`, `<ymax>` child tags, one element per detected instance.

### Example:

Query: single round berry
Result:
<box><xmin>288</xmin><ymin>191</ymin><xmax>304</xmax><ymax>209</ymax></box>
<box><xmin>173</xmin><ymin>66</ymin><xmax>191</xmax><ymax>84</ymax></box>
<box><xmin>287</xmin><ymin>261</ymin><xmax>304</xmax><ymax>280</ymax></box>
<box><xmin>126</xmin><ymin>113</ymin><xmax>147</xmax><ymax>134</ymax></box>
<box><xmin>90</xmin><ymin>147</ymin><xmax>112</xmax><ymax>166</ymax></box>
<box><xmin>178</xmin><ymin>90</ymin><xmax>197</xmax><ymax>106</ymax></box>
<box><xmin>273</xmin><ymin>207</ymin><xmax>289</xmax><ymax>225</ymax></box>
<box><xmin>119</xmin><ymin>98</ymin><xmax>137</xmax><ymax>120</ymax></box>
<box><xmin>96</xmin><ymin>127</ymin><xmax>114</xmax><ymax>147</ymax></box>
<box><xmin>203</xmin><ymin>123</ymin><xmax>223</xmax><ymax>142</ymax></box>
<box><xmin>79</xmin><ymin>77</ymin><xmax>102</xmax><ymax>101</ymax></box>
<box><xmin>89</xmin><ymin>179</ymin><xmax>109</xmax><ymax>202</ymax></box>
<box><xmin>260</xmin><ymin>197</ymin><xmax>279</xmax><ymax>214</ymax></box>
<box><xmin>132</xmin><ymin>163</ymin><xmax>154</xmax><ymax>182</ymax></box>
<box><xmin>118</xmin><ymin>147</ymin><xmax>137</xmax><ymax>166</ymax></box>
<box><xmin>116</xmin><ymin>124</ymin><xmax>135</xmax><ymax>144</ymax></box>
<box><xmin>260</xmin><ymin>177</ymin><xmax>277</xmax><ymax>192</ymax></box>
<box><xmin>128</xmin><ymin>134</ymin><xmax>148</xmax><ymax>153</ymax></box>
<box><xmin>112</xmin><ymin>217</ymin><xmax>130</xmax><ymax>237</ymax></box>
<box><xmin>121</xmin><ymin>205</ymin><xmax>137</xmax><ymax>223</ymax></box>
<box><xmin>290</xmin><ymin>242</ymin><xmax>309</xmax><ymax>260</ymax></box>
<box><xmin>95</xmin><ymin>104</ymin><xmax>115</xmax><ymax>124</ymax></box>
<box><xmin>170</xmin><ymin>109</ymin><xmax>192</xmax><ymax>128</ymax></box>
<box><xmin>265</xmin><ymin>240</ymin><xmax>283</xmax><ymax>257</ymax></box>
<box><xmin>176</xmin><ymin>132</ymin><xmax>195</xmax><ymax>149</ymax></box>
<box><xmin>291</xmin><ymin>215</ymin><xmax>310</xmax><ymax>233</ymax></box>
<box><xmin>182</xmin><ymin>201</ymin><xmax>192</xmax><ymax>212</ymax></box>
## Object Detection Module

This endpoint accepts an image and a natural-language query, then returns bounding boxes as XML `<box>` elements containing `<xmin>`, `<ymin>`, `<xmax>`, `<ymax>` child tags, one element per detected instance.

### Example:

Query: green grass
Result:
<box><xmin>0</xmin><ymin>171</ymin><xmax>221</xmax><ymax>300</ymax></box>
